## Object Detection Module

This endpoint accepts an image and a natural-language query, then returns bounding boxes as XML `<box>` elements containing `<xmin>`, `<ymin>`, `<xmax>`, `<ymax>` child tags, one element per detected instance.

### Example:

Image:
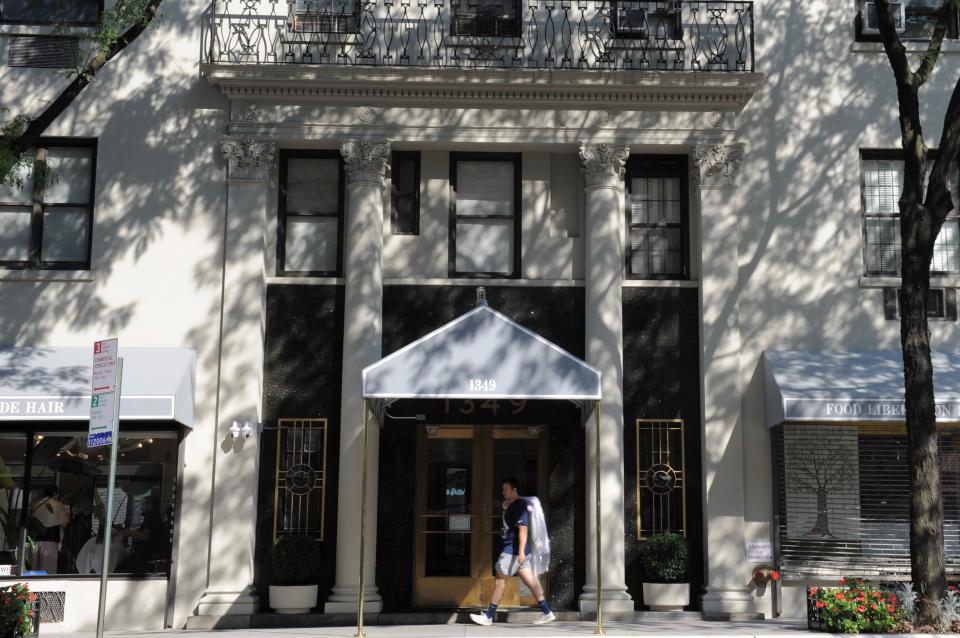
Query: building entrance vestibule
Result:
<box><xmin>414</xmin><ymin>424</ymin><xmax>548</xmax><ymax>609</ymax></box>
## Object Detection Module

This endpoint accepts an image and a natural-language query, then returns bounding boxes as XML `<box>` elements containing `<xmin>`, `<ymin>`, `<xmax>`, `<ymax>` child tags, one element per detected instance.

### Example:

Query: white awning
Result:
<box><xmin>762</xmin><ymin>350</ymin><xmax>960</xmax><ymax>427</ymax></box>
<box><xmin>362</xmin><ymin>304</ymin><xmax>601</xmax><ymax>403</ymax></box>
<box><xmin>0</xmin><ymin>347</ymin><xmax>196</xmax><ymax>426</ymax></box>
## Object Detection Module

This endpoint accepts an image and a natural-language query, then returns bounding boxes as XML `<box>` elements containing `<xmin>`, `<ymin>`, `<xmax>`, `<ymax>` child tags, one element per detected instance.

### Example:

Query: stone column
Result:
<box><xmin>196</xmin><ymin>137</ymin><xmax>275</xmax><ymax>616</ymax></box>
<box><xmin>578</xmin><ymin>143</ymin><xmax>634</xmax><ymax>616</ymax></box>
<box><xmin>692</xmin><ymin>143</ymin><xmax>753</xmax><ymax>618</ymax></box>
<box><xmin>325</xmin><ymin>139</ymin><xmax>391</xmax><ymax>614</ymax></box>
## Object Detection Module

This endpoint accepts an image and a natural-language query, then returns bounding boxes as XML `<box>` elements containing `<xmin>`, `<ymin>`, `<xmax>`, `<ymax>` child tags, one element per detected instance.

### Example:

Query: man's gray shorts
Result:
<box><xmin>495</xmin><ymin>552</ymin><xmax>531</xmax><ymax>577</ymax></box>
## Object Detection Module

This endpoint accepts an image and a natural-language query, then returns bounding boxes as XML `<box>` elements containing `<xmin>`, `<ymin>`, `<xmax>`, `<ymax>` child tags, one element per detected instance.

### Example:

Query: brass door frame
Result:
<box><xmin>413</xmin><ymin>425</ymin><xmax>548</xmax><ymax>608</ymax></box>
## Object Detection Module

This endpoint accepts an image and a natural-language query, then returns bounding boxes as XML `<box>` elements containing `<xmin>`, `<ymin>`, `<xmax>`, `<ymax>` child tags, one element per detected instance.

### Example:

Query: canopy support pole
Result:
<box><xmin>594</xmin><ymin>399</ymin><xmax>604</xmax><ymax>635</ymax></box>
<box><xmin>354</xmin><ymin>399</ymin><xmax>369</xmax><ymax>638</ymax></box>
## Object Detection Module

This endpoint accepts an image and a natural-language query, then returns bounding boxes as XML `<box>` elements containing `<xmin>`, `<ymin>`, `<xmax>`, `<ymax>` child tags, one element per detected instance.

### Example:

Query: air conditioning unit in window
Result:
<box><xmin>862</xmin><ymin>1</ymin><xmax>906</xmax><ymax>34</ymax></box>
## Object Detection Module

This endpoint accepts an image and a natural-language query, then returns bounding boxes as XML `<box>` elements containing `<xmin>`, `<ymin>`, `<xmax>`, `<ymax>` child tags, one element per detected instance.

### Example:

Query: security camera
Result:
<box><xmin>229</xmin><ymin>421</ymin><xmax>241</xmax><ymax>439</ymax></box>
<box><xmin>240</xmin><ymin>422</ymin><xmax>255</xmax><ymax>439</ymax></box>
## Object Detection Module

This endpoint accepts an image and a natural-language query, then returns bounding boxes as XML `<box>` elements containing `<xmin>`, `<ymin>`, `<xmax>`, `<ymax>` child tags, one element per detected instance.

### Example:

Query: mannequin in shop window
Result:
<box><xmin>28</xmin><ymin>487</ymin><xmax>71</xmax><ymax>574</ymax></box>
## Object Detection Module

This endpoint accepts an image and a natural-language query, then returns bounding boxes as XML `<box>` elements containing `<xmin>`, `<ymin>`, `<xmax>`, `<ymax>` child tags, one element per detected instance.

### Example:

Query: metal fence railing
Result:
<box><xmin>202</xmin><ymin>0</ymin><xmax>755</xmax><ymax>71</ymax></box>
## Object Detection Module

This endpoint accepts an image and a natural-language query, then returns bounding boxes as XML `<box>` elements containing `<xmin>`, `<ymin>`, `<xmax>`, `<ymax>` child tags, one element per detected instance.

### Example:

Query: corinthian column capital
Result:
<box><xmin>341</xmin><ymin>139</ymin><xmax>392</xmax><ymax>188</ymax></box>
<box><xmin>692</xmin><ymin>143</ymin><xmax>746</xmax><ymax>188</ymax></box>
<box><xmin>220</xmin><ymin>137</ymin><xmax>276</xmax><ymax>181</ymax></box>
<box><xmin>579</xmin><ymin>142</ymin><xmax>630</xmax><ymax>189</ymax></box>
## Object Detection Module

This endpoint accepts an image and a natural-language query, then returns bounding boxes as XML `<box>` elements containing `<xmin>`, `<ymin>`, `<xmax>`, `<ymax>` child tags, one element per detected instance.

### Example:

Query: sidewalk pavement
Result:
<box><xmin>42</xmin><ymin>618</ymin><xmax>860</xmax><ymax>638</ymax></box>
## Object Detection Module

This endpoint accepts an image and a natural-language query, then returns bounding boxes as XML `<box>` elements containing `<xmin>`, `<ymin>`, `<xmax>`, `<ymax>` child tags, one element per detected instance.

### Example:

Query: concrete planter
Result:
<box><xmin>642</xmin><ymin>582</ymin><xmax>689</xmax><ymax>611</ymax></box>
<box><xmin>269</xmin><ymin>584</ymin><xmax>318</xmax><ymax>614</ymax></box>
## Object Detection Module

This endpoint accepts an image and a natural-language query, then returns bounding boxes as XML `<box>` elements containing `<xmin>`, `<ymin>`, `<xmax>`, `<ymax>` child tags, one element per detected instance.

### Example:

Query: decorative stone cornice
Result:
<box><xmin>203</xmin><ymin>66</ymin><xmax>766</xmax><ymax>112</ymax></box>
<box><xmin>579</xmin><ymin>143</ymin><xmax>630</xmax><ymax>189</ymax></box>
<box><xmin>692</xmin><ymin>143</ymin><xmax>746</xmax><ymax>188</ymax></box>
<box><xmin>220</xmin><ymin>136</ymin><xmax>275</xmax><ymax>180</ymax></box>
<box><xmin>340</xmin><ymin>139</ymin><xmax>391</xmax><ymax>187</ymax></box>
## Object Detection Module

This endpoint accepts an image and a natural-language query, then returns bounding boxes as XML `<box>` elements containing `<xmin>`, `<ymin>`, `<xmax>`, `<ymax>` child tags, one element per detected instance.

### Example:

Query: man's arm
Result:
<box><xmin>518</xmin><ymin>524</ymin><xmax>528</xmax><ymax>563</ymax></box>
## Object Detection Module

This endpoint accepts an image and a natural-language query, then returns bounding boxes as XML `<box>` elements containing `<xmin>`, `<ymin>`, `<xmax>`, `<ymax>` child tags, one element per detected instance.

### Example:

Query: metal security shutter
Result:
<box><xmin>774</xmin><ymin>423</ymin><xmax>960</xmax><ymax>579</ymax></box>
<box><xmin>8</xmin><ymin>36</ymin><xmax>78</xmax><ymax>68</ymax></box>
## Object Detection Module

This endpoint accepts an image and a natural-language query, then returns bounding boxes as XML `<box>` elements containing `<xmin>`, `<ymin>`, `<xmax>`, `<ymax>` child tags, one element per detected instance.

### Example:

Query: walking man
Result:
<box><xmin>470</xmin><ymin>477</ymin><xmax>556</xmax><ymax>626</ymax></box>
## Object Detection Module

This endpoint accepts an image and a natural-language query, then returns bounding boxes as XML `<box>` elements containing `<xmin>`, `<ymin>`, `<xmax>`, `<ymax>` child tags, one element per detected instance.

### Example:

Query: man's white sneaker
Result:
<box><xmin>469</xmin><ymin>613</ymin><xmax>493</xmax><ymax>626</ymax></box>
<box><xmin>532</xmin><ymin>611</ymin><xmax>556</xmax><ymax>625</ymax></box>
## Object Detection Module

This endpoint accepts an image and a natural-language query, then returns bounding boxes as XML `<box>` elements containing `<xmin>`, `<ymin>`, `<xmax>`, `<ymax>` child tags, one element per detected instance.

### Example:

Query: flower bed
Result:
<box><xmin>0</xmin><ymin>584</ymin><xmax>37</xmax><ymax>638</ymax></box>
<box><xmin>807</xmin><ymin>579</ymin><xmax>903</xmax><ymax>634</ymax></box>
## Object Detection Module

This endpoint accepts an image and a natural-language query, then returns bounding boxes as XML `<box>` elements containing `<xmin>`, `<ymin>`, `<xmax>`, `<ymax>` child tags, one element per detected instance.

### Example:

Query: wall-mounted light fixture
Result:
<box><xmin>229</xmin><ymin>420</ymin><xmax>257</xmax><ymax>439</ymax></box>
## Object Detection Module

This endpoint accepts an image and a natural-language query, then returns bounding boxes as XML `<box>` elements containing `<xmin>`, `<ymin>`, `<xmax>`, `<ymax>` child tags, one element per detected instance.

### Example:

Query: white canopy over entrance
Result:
<box><xmin>362</xmin><ymin>302</ymin><xmax>601</xmax><ymax>404</ymax></box>
<box><xmin>762</xmin><ymin>350</ymin><xmax>960</xmax><ymax>427</ymax></box>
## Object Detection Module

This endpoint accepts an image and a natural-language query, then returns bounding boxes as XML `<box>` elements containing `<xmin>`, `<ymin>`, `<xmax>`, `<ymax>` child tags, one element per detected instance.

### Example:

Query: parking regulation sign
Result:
<box><xmin>89</xmin><ymin>339</ymin><xmax>118</xmax><ymax>448</ymax></box>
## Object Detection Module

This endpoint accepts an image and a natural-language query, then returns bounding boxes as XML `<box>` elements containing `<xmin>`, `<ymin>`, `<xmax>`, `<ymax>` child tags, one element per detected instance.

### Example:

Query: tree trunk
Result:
<box><xmin>809</xmin><ymin>487</ymin><xmax>833</xmax><ymax>538</ymax></box>
<box><xmin>900</xmin><ymin>202</ymin><xmax>946</xmax><ymax>627</ymax></box>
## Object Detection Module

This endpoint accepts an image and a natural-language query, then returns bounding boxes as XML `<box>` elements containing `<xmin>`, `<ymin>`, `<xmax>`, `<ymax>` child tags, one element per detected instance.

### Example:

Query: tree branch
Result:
<box><xmin>924</xmin><ymin>76</ymin><xmax>960</xmax><ymax>222</ymax></box>
<box><xmin>876</xmin><ymin>0</ymin><xmax>915</xmax><ymax>89</ymax></box>
<box><xmin>914</xmin><ymin>2</ymin><xmax>951</xmax><ymax>87</ymax></box>
<box><xmin>10</xmin><ymin>0</ymin><xmax>162</xmax><ymax>156</ymax></box>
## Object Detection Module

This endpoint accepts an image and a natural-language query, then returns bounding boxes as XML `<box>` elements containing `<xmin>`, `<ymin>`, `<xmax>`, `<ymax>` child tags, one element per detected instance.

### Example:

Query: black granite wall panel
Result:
<box><xmin>256</xmin><ymin>284</ymin><xmax>345</xmax><ymax>609</ymax></box>
<box><xmin>622</xmin><ymin>286</ymin><xmax>704</xmax><ymax>610</ymax></box>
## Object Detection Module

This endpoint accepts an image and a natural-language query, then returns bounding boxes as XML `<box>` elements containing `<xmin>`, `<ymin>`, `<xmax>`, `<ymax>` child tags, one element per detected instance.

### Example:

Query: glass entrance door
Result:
<box><xmin>414</xmin><ymin>425</ymin><xmax>547</xmax><ymax>608</ymax></box>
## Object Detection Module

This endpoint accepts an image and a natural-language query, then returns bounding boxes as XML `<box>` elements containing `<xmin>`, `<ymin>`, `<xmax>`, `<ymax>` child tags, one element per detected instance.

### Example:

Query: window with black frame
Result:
<box><xmin>449</xmin><ymin>153</ymin><xmax>520</xmax><ymax>278</ymax></box>
<box><xmin>391</xmin><ymin>152</ymin><xmax>420</xmax><ymax>236</ymax></box>
<box><xmin>861</xmin><ymin>151</ymin><xmax>960</xmax><ymax>277</ymax></box>
<box><xmin>288</xmin><ymin>0</ymin><xmax>359</xmax><ymax>34</ymax></box>
<box><xmin>0</xmin><ymin>140</ymin><xmax>96</xmax><ymax>271</ymax></box>
<box><xmin>856</xmin><ymin>0</ymin><xmax>959</xmax><ymax>41</ymax></box>
<box><xmin>451</xmin><ymin>0</ymin><xmax>522</xmax><ymax>37</ymax></box>
<box><xmin>613</xmin><ymin>1</ymin><xmax>683</xmax><ymax>40</ymax></box>
<box><xmin>278</xmin><ymin>151</ymin><xmax>344</xmax><ymax>277</ymax></box>
<box><xmin>0</xmin><ymin>430</ymin><xmax>178</xmax><ymax>577</ymax></box>
<box><xmin>0</xmin><ymin>0</ymin><xmax>100</xmax><ymax>24</ymax></box>
<box><xmin>626</xmin><ymin>155</ymin><xmax>689</xmax><ymax>279</ymax></box>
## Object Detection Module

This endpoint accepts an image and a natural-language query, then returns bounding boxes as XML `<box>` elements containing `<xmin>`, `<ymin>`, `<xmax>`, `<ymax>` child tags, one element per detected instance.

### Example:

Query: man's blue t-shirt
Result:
<box><xmin>501</xmin><ymin>498</ymin><xmax>531</xmax><ymax>556</ymax></box>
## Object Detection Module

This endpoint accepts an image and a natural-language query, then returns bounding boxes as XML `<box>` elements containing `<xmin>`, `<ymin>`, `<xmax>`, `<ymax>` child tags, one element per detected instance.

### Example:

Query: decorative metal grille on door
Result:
<box><xmin>274</xmin><ymin>418</ymin><xmax>328</xmax><ymax>540</ymax></box>
<box><xmin>636</xmin><ymin>419</ymin><xmax>686</xmax><ymax>539</ymax></box>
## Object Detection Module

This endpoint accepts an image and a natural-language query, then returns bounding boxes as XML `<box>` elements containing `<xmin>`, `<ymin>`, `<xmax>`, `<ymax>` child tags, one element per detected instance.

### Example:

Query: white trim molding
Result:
<box><xmin>203</xmin><ymin>65</ymin><xmax>766</xmax><ymax>113</ymax></box>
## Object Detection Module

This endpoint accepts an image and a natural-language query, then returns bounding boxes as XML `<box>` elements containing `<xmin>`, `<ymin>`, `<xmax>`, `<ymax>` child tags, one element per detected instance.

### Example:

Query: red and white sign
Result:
<box><xmin>89</xmin><ymin>339</ymin><xmax>119</xmax><ymax>448</ymax></box>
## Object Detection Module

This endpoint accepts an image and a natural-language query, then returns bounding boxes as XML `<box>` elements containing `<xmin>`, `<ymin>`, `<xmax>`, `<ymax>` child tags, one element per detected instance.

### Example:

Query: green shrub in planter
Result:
<box><xmin>640</xmin><ymin>532</ymin><xmax>688</xmax><ymax>583</ymax></box>
<box><xmin>272</xmin><ymin>535</ymin><xmax>322</xmax><ymax>585</ymax></box>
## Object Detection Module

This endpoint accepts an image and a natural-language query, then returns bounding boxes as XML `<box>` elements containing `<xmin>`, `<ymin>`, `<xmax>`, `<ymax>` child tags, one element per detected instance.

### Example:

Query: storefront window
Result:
<box><xmin>0</xmin><ymin>430</ymin><xmax>178</xmax><ymax>577</ymax></box>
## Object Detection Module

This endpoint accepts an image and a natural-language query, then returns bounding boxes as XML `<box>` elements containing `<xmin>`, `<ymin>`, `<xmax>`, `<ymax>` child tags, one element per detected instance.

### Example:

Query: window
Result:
<box><xmin>287</xmin><ymin>0</ymin><xmax>359</xmax><ymax>34</ymax></box>
<box><xmin>883</xmin><ymin>287</ymin><xmax>958</xmax><ymax>321</ymax></box>
<box><xmin>450</xmin><ymin>0</ymin><xmax>521</xmax><ymax>37</ymax></box>
<box><xmin>0</xmin><ymin>0</ymin><xmax>100</xmax><ymax>24</ymax></box>
<box><xmin>277</xmin><ymin>150</ymin><xmax>344</xmax><ymax>277</ymax></box>
<box><xmin>8</xmin><ymin>35</ymin><xmax>80</xmax><ymax>69</ymax></box>
<box><xmin>857</xmin><ymin>0</ymin><xmax>959</xmax><ymax>41</ymax></box>
<box><xmin>0</xmin><ymin>430</ymin><xmax>178</xmax><ymax>577</ymax></box>
<box><xmin>626</xmin><ymin>155</ymin><xmax>689</xmax><ymax>279</ymax></box>
<box><xmin>274</xmin><ymin>418</ymin><xmax>327</xmax><ymax>540</ymax></box>
<box><xmin>449</xmin><ymin>153</ymin><xmax>520</xmax><ymax>278</ymax></box>
<box><xmin>0</xmin><ymin>140</ymin><xmax>96</xmax><ymax>270</ymax></box>
<box><xmin>861</xmin><ymin>152</ymin><xmax>960</xmax><ymax>276</ymax></box>
<box><xmin>614</xmin><ymin>1</ymin><xmax>682</xmax><ymax>40</ymax></box>
<box><xmin>391</xmin><ymin>151</ymin><xmax>420</xmax><ymax>236</ymax></box>
<box><xmin>635</xmin><ymin>419</ymin><xmax>686</xmax><ymax>539</ymax></box>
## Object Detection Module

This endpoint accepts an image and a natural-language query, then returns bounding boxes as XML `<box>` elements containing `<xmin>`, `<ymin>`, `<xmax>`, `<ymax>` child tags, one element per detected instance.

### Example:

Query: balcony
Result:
<box><xmin>202</xmin><ymin>0</ymin><xmax>755</xmax><ymax>72</ymax></box>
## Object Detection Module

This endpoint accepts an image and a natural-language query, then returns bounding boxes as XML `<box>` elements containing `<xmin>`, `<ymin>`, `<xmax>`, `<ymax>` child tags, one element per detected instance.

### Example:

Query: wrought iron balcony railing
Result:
<box><xmin>202</xmin><ymin>0</ymin><xmax>754</xmax><ymax>72</ymax></box>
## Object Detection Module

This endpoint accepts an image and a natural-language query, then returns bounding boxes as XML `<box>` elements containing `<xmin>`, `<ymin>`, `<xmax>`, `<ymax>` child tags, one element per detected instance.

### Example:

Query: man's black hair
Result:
<box><xmin>502</xmin><ymin>477</ymin><xmax>521</xmax><ymax>491</ymax></box>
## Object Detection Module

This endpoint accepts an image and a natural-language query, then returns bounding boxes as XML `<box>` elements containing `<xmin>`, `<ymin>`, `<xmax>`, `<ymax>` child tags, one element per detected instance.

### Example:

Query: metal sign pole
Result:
<box><xmin>95</xmin><ymin>357</ymin><xmax>122</xmax><ymax>638</ymax></box>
